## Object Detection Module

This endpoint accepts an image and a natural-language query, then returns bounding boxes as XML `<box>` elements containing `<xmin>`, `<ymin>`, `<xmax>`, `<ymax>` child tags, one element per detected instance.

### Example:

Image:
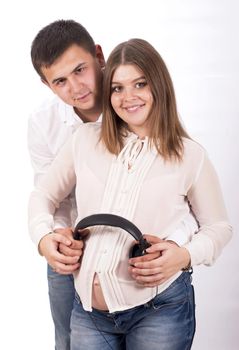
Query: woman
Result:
<box><xmin>29</xmin><ymin>39</ymin><xmax>232</xmax><ymax>349</ymax></box>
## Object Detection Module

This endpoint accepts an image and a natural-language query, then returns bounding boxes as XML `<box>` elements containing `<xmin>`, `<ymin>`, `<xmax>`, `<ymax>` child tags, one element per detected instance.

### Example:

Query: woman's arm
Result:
<box><xmin>183</xmin><ymin>152</ymin><xmax>232</xmax><ymax>266</ymax></box>
<box><xmin>129</xmin><ymin>152</ymin><xmax>232</xmax><ymax>286</ymax></box>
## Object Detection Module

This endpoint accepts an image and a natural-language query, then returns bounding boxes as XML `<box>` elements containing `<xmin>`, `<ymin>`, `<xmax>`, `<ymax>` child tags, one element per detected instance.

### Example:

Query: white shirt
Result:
<box><xmin>28</xmin><ymin>96</ymin><xmax>197</xmax><ymax>243</ymax></box>
<box><xmin>28</xmin><ymin>123</ymin><xmax>232</xmax><ymax>312</ymax></box>
<box><xmin>28</xmin><ymin>96</ymin><xmax>93</xmax><ymax>228</ymax></box>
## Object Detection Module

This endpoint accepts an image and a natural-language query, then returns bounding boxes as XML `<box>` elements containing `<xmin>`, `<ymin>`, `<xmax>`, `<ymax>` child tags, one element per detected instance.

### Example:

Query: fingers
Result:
<box><xmin>54</xmin><ymin>227</ymin><xmax>73</xmax><ymax>237</ymax></box>
<box><xmin>49</xmin><ymin>251</ymin><xmax>81</xmax><ymax>275</ymax></box>
<box><xmin>143</xmin><ymin>234</ymin><xmax>164</xmax><ymax>244</ymax></box>
<box><xmin>59</xmin><ymin>239</ymin><xmax>84</xmax><ymax>256</ymax></box>
<box><xmin>55</xmin><ymin>251</ymin><xmax>80</xmax><ymax>264</ymax></box>
<box><xmin>129</xmin><ymin>251</ymin><xmax>160</xmax><ymax>268</ymax></box>
<box><xmin>39</xmin><ymin>232</ymin><xmax>71</xmax><ymax>257</ymax></box>
<box><xmin>129</xmin><ymin>265</ymin><xmax>166</xmax><ymax>287</ymax></box>
<box><xmin>129</xmin><ymin>265</ymin><xmax>161</xmax><ymax>277</ymax></box>
<box><xmin>146</xmin><ymin>241</ymin><xmax>171</xmax><ymax>253</ymax></box>
<box><xmin>51</xmin><ymin>232</ymin><xmax>72</xmax><ymax>246</ymax></box>
<box><xmin>129</xmin><ymin>263</ymin><xmax>169</xmax><ymax>287</ymax></box>
<box><xmin>39</xmin><ymin>232</ymin><xmax>83</xmax><ymax>274</ymax></box>
<box><xmin>52</xmin><ymin>261</ymin><xmax>80</xmax><ymax>275</ymax></box>
<box><xmin>129</xmin><ymin>261</ymin><xmax>162</xmax><ymax>279</ymax></box>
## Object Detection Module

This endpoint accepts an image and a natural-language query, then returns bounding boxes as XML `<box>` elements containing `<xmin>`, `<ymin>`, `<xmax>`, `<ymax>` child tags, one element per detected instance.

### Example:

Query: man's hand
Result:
<box><xmin>128</xmin><ymin>234</ymin><xmax>191</xmax><ymax>287</ymax></box>
<box><xmin>38</xmin><ymin>228</ymin><xmax>84</xmax><ymax>275</ymax></box>
<box><xmin>55</xmin><ymin>227</ymin><xmax>86</xmax><ymax>257</ymax></box>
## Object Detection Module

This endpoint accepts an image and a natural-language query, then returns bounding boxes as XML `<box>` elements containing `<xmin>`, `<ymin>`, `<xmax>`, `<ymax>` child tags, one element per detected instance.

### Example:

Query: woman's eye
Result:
<box><xmin>111</xmin><ymin>86</ymin><xmax>122</xmax><ymax>93</ymax></box>
<box><xmin>136</xmin><ymin>81</ymin><xmax>147</xmax><ymax>88</ymax></box>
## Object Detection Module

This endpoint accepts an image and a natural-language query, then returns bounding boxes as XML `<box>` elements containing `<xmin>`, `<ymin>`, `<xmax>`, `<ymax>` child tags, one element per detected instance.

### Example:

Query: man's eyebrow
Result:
<box><xmin>72</xmin><ymin>62</ymin><xmax>86</xmax><ymax>73</ymax></box>
<box><xmin>52</xmin><ymin>63</ymin><xmax>86</xmax><ymax>84</ymax></box>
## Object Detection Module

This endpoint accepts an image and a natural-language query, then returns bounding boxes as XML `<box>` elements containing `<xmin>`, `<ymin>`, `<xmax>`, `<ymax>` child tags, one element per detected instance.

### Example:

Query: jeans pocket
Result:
<box><xmin>151</xmin><ymin>272</ymin><xmax>190</xmax><ymax>310</ymax></box>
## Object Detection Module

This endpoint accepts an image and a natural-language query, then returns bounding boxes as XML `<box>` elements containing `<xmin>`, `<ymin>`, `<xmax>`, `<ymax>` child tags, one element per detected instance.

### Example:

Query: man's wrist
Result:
<box><xmin>38</xmin><ymin>231</ymin><xmax>53</xmax><ymax>255</ymax></box>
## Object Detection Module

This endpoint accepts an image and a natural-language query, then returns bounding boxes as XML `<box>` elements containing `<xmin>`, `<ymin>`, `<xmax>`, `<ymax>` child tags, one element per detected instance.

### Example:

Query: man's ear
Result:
<box><xmin>41</xmin><ymin>78</ymin><xmax>56</xmax><ymax>93</ymax></box>
<box><xmin>95</xmin><ymin>44</ymin><xmax>105</xmax><ymax>69</ymax></box>
<box><xmin>41</xmin><ymin>78</ymin><xmax>50</xmax><ymax>87</ymax></box>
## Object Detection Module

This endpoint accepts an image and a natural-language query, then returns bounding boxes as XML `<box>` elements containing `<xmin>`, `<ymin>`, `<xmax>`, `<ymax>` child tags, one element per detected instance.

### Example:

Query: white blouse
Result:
<box><xmin>28</xmin><ymin>122</ymin><xmax>232</xmax><ymax>312</ymax></box>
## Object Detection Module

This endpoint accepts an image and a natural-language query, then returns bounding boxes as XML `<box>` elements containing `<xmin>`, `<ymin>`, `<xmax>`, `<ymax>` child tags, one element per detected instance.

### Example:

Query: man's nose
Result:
<box><xmin>69</xmin><ymin>77</ymin><xmax>83</xmax><ymax>92</ymax></box>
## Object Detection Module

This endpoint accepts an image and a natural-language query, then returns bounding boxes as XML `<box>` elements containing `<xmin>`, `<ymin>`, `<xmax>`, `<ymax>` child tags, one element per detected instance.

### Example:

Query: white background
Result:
<box><xmin>0</xmin><ymin>0</ymin><xmax>238</xmax><ymax>349</ymax></box>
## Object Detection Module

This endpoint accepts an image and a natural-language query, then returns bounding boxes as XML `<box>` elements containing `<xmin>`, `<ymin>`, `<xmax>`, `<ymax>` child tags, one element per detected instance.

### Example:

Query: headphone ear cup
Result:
<box><xmin>129</xmin><ymin>243</ymin><xmax>143</xmax><ymax>258</ymax></box>
<box><xmin>73</xmin><ymin>229</ymin><xmax>83</xmax><ymax>240</ymax></box>
<box><xmin>129</xmin><ymin>239</ymin><xmax>152</xmax><ymax>259</ymax></box>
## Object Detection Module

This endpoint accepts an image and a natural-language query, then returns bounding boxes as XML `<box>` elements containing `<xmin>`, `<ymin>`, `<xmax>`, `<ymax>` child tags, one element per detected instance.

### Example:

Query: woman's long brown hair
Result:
<box><xmin>101</xmin><ymin>38</ymin><xmax>190</xmax><ymax>161</ymax></box>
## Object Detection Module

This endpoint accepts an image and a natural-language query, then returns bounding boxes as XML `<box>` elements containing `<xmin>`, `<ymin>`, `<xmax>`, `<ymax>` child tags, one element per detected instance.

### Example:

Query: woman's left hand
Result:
<box><xmin>128</xmin><ymin>234</ymin><xmax>191</xmax><ymax>287</ymax></box>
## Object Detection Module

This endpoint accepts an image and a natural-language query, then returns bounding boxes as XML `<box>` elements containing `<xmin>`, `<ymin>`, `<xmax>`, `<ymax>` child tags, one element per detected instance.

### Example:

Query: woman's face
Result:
<box><xmin>110</xmin><ymin>64</ymin><xmax>153</xmax><ymax>138</ymax></box>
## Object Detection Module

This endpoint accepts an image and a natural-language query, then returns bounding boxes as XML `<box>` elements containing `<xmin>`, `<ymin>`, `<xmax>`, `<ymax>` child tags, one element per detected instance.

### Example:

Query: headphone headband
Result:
<box><xmin>73</xmin><ymin>213</ymin><xmax>151</xmax><ymax>257</ymax></box>
<box><xmin>74</xmin><ymin>213</ymin><xmax>143</xmax><ymax>240</ymax></box>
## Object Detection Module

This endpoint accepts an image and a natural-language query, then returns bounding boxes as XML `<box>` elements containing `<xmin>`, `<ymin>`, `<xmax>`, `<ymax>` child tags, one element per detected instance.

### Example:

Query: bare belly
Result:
<box><xmin>92</xmin><ymin>274</ymin><xmax>108</xmax><ymax>310</ymax></box>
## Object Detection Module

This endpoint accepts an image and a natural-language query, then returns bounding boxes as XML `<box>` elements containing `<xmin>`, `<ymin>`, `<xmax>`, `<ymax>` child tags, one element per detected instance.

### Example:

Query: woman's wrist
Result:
<box><xmin>181</xmin><ymin>247</ymin><xmax>191</xmax><ymax>271</ymax></box>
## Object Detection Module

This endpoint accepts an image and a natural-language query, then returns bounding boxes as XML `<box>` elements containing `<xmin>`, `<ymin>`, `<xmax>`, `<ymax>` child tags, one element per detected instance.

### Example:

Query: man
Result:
<box><xmin>28</xmin><ymin>19</ymin><xmax>105</xmax><ymax>350</ymax></box>
<box><xmin>28</xmin><ymin>19</ymin><xmax>197</xmax><ymax>350</ymax></box>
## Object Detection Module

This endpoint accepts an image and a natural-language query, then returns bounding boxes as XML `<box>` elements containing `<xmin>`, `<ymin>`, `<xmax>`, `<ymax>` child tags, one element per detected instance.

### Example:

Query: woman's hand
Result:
<box><xmin>128</xmin><ymin>234</ymin><xmax>191</xmax><ymax>287</ymax></box>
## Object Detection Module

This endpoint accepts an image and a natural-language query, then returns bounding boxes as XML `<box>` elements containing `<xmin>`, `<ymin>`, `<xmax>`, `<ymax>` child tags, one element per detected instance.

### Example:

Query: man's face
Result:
<box><xmin>42</xmin><ymin>44</ymin><xmax>104</xmax><ymax>115</ymax></box>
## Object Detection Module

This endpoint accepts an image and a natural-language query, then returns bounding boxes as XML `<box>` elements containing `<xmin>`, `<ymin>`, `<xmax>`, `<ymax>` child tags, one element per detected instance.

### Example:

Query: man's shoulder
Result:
<box><xmin>29</xmin><ymin>96</ymin><xmax>71</xmax><ymax>124</ymax></box>
<box><xmin>30</xmin><ymin>96</ymin><xmax>60</xmax><ymax>114</ymax></box>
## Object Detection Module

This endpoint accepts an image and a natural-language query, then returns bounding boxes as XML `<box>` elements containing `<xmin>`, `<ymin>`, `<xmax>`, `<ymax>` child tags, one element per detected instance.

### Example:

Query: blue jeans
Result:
<box><xmin>47</xmin><ymin>265</ymin><xmax>75</xmax><ymax>350</ymax></box>
<box><xmin>70</xmin><ymin>271</ymin><xmax>196</xmax><ymax>350</ymax></box>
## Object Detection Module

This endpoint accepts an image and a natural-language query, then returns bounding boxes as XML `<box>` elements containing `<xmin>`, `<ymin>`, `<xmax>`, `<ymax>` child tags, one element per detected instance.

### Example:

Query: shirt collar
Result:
<box><xmin>57</xmin><ymin>97</ymin><xmax>102</xmax><ymax>126</ymax></box>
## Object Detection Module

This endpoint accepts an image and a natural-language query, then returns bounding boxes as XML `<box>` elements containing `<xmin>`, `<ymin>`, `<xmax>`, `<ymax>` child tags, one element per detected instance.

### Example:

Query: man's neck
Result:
<box><xmin>74</xmin><ymin>106</ymin><xmax>102</xmax><ymax>123</ymax></box>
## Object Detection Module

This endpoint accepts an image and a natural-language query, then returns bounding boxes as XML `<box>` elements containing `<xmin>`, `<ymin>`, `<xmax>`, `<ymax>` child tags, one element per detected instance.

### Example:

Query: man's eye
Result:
<box><xmin>56</xmin><ymin>79</ymin><xmax>66</xmax><ymax>86</ymax></box>
<box><xmin>75</xmin><ymin>66</ymin><xmax>87</xmax><ymax>75</ymax></box>
<box><xmin>76</xmin><ymin>67</ymin><xmax>84</xmax><ymax>73</ymax></box>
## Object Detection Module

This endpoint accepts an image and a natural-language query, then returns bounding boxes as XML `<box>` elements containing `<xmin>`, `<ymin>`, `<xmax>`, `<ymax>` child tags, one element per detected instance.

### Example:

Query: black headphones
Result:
<box><xmin>73</xmin><ymin>213</ymin><xmax>151</xmax><ymax>258</ymax></box>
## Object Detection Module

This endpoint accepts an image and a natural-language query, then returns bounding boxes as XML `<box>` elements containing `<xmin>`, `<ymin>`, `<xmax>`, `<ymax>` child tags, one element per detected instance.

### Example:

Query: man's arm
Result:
<box><xmin>28</xmin><ymin>114</ymin><xmax>80</xmax><ymax>273</ymax></box>
<box><xmin>28</xmin><ymin>115</ymin><xmax>74</xmax><ymax>228</ymax></box>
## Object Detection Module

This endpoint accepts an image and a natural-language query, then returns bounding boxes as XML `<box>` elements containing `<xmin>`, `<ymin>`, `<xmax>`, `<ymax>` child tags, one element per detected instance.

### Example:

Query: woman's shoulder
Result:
<box><xmin>181</xmin><ymin>137</ymin><xmax>210</xmax><ymax>173</ymax></box>
<box><xmin>183</xmin><ymin>137</ymin><xmax>207</xmax><ymax>157</ymax></box>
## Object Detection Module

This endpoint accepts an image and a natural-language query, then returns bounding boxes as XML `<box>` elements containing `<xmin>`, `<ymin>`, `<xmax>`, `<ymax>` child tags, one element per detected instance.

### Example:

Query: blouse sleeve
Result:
<box><xmin>28</xmin><ymin>137</ymin><xmax>76</xmax><ymax>248</ymax></box>
<box><xmin>184</xmin><ymin>152</ymin><xmax>232</xmax><ymax>266</ymax></box>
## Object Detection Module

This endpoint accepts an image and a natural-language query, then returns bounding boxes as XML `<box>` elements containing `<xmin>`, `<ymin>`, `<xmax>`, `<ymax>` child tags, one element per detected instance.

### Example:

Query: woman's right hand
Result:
<box><xmin>128</xmin><ymin>234</ymin><xmax>191</xmax><ymax>287</ymax></box>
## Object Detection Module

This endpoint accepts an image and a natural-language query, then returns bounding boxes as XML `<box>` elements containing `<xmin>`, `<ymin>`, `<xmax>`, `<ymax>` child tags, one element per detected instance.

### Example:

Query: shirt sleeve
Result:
<box><xmin>28</xmin><ymin>137</ymin><xmax>76</xmax><ymax>247</ymax></box>
<box><xmin>166</xmin><ymin>212</ymin><xmax>198</xmax><ymax>246</ymax></box>
<box><xmin>184</xmin><ymin>152</ymin><xmax>232</xmax><ymax>266</ymax></box>
<box><xmin>27</xmin><ymin>115</ymin><xmax>74</xmax><ymax>232</ymax></box>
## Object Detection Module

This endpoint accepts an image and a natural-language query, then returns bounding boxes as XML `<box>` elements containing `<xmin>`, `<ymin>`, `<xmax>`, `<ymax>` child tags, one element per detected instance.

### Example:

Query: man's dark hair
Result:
<box><xmin>31</xmin><ymin>19</ymin><xmax>96</xmax><ymax>80</ymax></box>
